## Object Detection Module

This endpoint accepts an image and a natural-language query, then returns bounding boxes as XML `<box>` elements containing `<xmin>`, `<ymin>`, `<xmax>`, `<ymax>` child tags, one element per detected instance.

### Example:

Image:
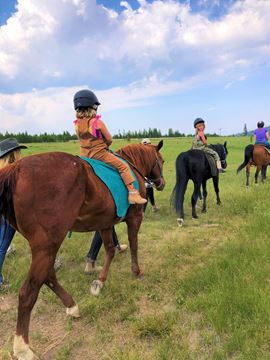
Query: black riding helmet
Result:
<box><xmin>194</xmin><ymin>118</ymin><xmax>205</xmax><ymax>128</ymax></box>
<box><xmin>73</xmin><ymin>89</ymin><xmax>100</xmax><ymax>110</ymax></box>
<box><xmin>257</xmin><ymin>121</ymin><xmax>264</xmax><ymax>128</ymax></box>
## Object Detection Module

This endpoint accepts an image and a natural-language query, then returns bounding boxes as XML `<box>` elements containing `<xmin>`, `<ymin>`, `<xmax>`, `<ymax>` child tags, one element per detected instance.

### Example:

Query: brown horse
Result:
<box><xmin>0</xmin><ymin>141</ymin><xmax>165</xmax><ymax>360</ymax></box>
<box><xmin>237</xmin><ymin>144</ymin><xmax>269</xmax><ymax>186</ymax></box>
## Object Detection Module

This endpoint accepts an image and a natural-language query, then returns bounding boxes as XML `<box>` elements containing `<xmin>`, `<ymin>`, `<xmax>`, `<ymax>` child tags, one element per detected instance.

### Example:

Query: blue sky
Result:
<box><xmin>0</xmin><ymin>0</ymin><xmax>269</xmax><ymax>136</ymax></box>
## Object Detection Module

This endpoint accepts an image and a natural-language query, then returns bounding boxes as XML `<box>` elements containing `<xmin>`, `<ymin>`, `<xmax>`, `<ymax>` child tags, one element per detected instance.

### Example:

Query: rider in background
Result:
<box><xmin>192</xmin><ymin>118</ymin><xmax>225</xmax><ymax>173</ymax></box>
<box><xmin>254</xmin><ymin>121</ymin><xmax>270</xmax><ymax>149</ymax></box>
<box><xmin>73</xmin><ymin>89</ymin><xmax>146</xmax><ymax>205</ymax></box>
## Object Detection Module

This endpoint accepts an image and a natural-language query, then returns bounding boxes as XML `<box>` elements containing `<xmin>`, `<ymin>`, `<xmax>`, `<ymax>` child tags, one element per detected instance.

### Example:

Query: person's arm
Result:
<box><xmin>198</xmin><ymin>130</ymin><xmax>207</xmax><ymax>145</ymax></box>
<box><xmin>266</xmin><ymin>131</ymin><xmax>269</xmax><ymax>140</ymax></box>
<box><xmin>98</xmin><ymin>119</ymin><xmax>113</xmax><ymax>145</ymax></box>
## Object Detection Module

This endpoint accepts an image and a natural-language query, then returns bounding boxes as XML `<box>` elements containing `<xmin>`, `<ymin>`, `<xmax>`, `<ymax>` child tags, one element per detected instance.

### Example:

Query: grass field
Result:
<box><xmin>0</xmin><ymin>137</ymin><xmax>270</xmax><ymax>360</ymax></box>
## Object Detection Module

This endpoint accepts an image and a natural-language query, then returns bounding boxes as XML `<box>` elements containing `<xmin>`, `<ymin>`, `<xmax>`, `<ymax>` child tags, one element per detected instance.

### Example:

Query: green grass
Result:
<box><xmin>1</xmin><ymin>137</ymin><xmax>270</xmax><ymax>359</ymax></box>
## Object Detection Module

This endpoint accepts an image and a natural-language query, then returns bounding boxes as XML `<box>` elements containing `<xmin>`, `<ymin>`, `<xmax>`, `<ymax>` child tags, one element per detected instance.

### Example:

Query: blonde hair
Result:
<box><xmin>0</xmin><ymin>150</ymin><xmax>21</xmax><ymax>169</ymax></box>
<box><xmin>76</xmin><ymin>107</ymin><xmax>97</xmax><ymax>119</ymax></box>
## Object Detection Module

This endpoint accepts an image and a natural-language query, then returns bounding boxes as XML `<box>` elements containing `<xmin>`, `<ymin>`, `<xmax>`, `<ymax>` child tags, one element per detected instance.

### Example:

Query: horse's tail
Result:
<box><xmin>171</xmin><ymin>152</ymin><xmax>188</xmax><ymax>214</ymax></box>
<box><xmin>0</xmin><ymin>163</ymin><xmax>18</xmax><ymax>222</ymax></box>
<box><xmin>237</xmin><ymin>144</ymin><xmax>254</xmax><ymax>174</ymax></box>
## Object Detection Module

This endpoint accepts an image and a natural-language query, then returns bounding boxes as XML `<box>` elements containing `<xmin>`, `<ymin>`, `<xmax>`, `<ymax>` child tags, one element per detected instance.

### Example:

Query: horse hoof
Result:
<box><xmin>91</xmin><ymin>280</ymin><xmax>104</xmax><ymax>296</ymax></box>
<box><xmin>202</xmin><ymin>209</ymin><xmax>207</xmax><ymax>213</ymax></box>
<box><xmin>66</xmin><ymin>304</ymin><xmax>80</xmax><ymax>318</ymax></box>
<box><xmin>177</xmin><ymin>218</ymin><xmax>184</xmax><ymax>227</ymax></box>
<box><xmin>192</xmin><ymin>216</ymin><xmax>198</xmax><ymax>220</ymax></box>
<box><xmin>13</xmin><ymin>335</ymin><xmax>39</xmax><ymax>360</ymax></box>
<box><xmin>135</xmin><ymin>270</ymin><xmax>144</xmax><ymax>278</ymax></box>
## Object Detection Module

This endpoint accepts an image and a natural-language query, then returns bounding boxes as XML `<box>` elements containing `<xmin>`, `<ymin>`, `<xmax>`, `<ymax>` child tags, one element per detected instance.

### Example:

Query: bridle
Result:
<box><xmin>149</xmin><ymin>154</ymin><xmax>164</xmax><ymax>188</ymax></box>
<box><xmin>220</xmin><ymin>146</ymin><xmax>227</xmax><ymax>166</ymax></box>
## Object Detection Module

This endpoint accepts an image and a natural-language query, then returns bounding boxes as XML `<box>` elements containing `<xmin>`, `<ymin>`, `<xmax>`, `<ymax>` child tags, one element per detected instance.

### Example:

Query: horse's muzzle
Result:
<box><xmin>155</xmin><ymin>178</ymin><xmax>165</xmax><ymax>191</ymax></box>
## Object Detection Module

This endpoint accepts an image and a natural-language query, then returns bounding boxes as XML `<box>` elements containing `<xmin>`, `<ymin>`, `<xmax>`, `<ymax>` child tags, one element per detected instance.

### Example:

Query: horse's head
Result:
<box><xmin>217</xmin><ymin>141</ymin><xmax>228</xmax><ymax>169</ymax></box>
<box><xmin>148</xmin><ymin>140</ymin><xmax>165</xmax><ymax>191</ymax></box>
<box><xmin>117</xmin><ymin>140</ymin><xmax>165</xmax><ymax>191</ymax></box>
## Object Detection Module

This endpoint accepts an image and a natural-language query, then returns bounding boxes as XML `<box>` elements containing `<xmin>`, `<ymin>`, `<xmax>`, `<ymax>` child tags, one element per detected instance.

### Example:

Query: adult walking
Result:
<box><xmin>0</xmin><ymin>138</ymin><xmax>27</xmax><ymax>288</ymax></box>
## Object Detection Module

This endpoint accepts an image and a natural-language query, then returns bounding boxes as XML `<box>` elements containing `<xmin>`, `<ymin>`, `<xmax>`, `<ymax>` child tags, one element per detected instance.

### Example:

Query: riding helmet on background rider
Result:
<box><xmin>194</xmin><ymin>118</ymin><xmax>205</xmax><ymax>128</ymax></box>
<box><xmin>257</xmin><ymin>121</ymin><xmax>264</xmax><ymax>128</ymax></box>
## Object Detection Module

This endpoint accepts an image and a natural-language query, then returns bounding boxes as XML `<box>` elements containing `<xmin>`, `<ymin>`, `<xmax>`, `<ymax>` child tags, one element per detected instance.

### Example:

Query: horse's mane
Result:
<box><xmin>116</xmin><ymin>144</ymin><xmax>155</xmax><ymax>172</ymax></box>
<box><xmin>209</xmin><ymin>143</ymin><xmax>227</xmax><ymax>158</ymax></box>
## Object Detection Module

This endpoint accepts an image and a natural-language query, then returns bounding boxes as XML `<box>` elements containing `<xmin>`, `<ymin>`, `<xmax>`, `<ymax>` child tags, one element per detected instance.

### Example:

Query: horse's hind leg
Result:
<box><xmin>177</xmin><ymin>178</ymin><xmax>188</xmax><ymax>226</ymax></box>
<box><xmin>191</xmin><ymin>182</ymin><xmax>201</xmax><ymax>219</ymax></box>
<box><xmin>255</xmin><ymin>167</ymin><xmax>261</xmax><ymax>184</ymax></box>
<box><xmin>14</xmin><ymin>238</ymin><xmax>59</xmax><ymax>359</ymax></box>
<box><xmin>261</xmin><ymin>165</ymin><xmax>267</xmax><ymax>183</ymax></box>
<box><xmin>90</xmin><ymin>228</ymin><xmax>115</xmax><ymax>296</ymax></box>
<box><xmin>45</xmin><ymin>272</ymin><xmax>80</xmax><ymax>318</ymax></box>
<box><xmin>201</xmin><ymin>179</ymin><xmax>207</xmax><ymax>213</ymax></box>
<box><xmin>246</xmin><ymin>164</ymin><xmax>250</xmax><ymax>187</ymax></box>
<box><xmin>212</xmin><ymin>176</ymin><xmax>221</xmax><ymax>205</ymax></box>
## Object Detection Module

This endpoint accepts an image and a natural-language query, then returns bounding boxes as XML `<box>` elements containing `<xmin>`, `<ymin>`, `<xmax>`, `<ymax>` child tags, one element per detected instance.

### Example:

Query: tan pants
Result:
<box><xmin>88</xmin><ymin>149</ymin><xmax>135</xmax><ymax>185</ymax></box>
<box><xmin>203</xmin><ymin>147</ymin><xmax>220</xmax><ymax>161</ymax></box>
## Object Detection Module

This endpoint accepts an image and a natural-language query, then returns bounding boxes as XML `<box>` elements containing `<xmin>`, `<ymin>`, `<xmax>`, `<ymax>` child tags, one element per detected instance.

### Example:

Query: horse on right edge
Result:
<box><xmin>237</xmin><ymin>144</ymin><xmax>269</xmax><ymax>186</ymax></box>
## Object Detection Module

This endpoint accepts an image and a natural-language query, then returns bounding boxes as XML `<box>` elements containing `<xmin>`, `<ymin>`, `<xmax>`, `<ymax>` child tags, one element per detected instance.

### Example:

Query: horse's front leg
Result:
<box><xmin>126</xmin><ymin>211</ymin><xmax>143</xmax><ymax>277</ymax></box>
<box><xmin>14</xmin><ymin>242</ymin><xmax>58</xmax><ymax>360</ymax></box>
<box><xmin>90</xmin><ymin>228</ymin><xmax>115</xmax><ymax>296</ymax></box>
<box><xmin>191</xmin><ymin>182</ymin><xmax>201</xmax><ymax>219</ymax></box>
<box><xmin>201</xmin><ymin>179</ymin><xmax>207</xmax><ymax>213</ymax></box>
<box><xmin>212</xmin><ymin>176</ymin><xmax>221</xmax><ymax>205</ymax></box>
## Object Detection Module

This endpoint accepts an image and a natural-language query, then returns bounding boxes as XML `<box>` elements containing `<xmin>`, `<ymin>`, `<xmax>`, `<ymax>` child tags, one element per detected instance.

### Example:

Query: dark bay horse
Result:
<box><xmin>0</xmin><ymin>142</ymin><xmax>165</xmax><ymax>360</ymax></box>
<box><xmin>172</xmin><ymin>142</ymin><xmax>228</xmax><ymax>226</ymax></box>
<box><xmin>237</xmin><ymin>144</ymin><xmax>269</xmax><ymax>186</ymax></box>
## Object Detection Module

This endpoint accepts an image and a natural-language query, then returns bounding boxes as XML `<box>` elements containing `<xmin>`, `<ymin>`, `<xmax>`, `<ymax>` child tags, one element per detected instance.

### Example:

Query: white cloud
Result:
<box><xmin>0</xmin><ymin>72</ymin><xmax>204</xmax><ymax>134</ymax></box>
<box><xmin>0</xmin><ymin>0</ymin><xmax>270</xmax><ymax>133</ymax></box>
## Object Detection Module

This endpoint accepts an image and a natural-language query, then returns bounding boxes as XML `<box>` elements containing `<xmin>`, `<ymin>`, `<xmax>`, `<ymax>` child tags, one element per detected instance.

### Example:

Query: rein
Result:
<box><xmin>112</xmin><ymin>149</ymin><xmax>162</xmax><ymax>189</ymax></box>
<box><xmin>210</xmin><ymin>144</ymin><xmax>227</xmax><ymax>165</ymax></box>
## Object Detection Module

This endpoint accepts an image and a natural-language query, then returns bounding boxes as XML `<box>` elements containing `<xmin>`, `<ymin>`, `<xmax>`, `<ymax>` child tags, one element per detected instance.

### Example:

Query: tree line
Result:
<box><xmin>113</xmin><ymin>128</ymin><xmax>220</xmax><ymax>139</ymax></box>
<box><xmin>0</xmin><ymin>131</ymin><xmax>77</xmax><ymax>143</ymax></box>
<box><xmin>0</xmin><ymin>128</ymin><xmax>221</xmax><ymax>143</ymax></box>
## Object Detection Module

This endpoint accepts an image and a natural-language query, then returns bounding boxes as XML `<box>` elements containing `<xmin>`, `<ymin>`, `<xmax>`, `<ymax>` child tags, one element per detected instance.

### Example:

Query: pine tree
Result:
<box><xmin>243</xmin><ymin>123</ymin><xmax>248</xmax><ymax>136</ymax></box>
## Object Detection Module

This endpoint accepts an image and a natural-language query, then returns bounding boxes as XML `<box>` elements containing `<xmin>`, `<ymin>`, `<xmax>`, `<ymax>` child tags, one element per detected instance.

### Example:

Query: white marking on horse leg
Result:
<box><xmin>177</xmin><ymin>218</ymin><xmax>184</xmax><ymax>227</ymax></box>
<box><xmin>66</xmin><ymin>304</ymin><xmax>80</xmax><ymax>318</ymax></box>
<box><xmin>13</xmin><ymin>335</ymin><xmax>38</xmax><ymax>360</ymax></box>
<box><xmin>90</xmin><ymin>280</ymin><xmax>104</xmax><ymax>296</ymax></box>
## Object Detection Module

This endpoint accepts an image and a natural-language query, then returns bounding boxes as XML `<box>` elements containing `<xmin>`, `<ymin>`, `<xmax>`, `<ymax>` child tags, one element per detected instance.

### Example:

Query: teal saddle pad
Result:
<box><xmin>80</xmin><ymin>157</ymin><xmax>139</xmax><ymax>218</ymax></box>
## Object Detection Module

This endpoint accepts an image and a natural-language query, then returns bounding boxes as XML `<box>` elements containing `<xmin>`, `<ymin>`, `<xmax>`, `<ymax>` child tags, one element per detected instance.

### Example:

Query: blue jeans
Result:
<box><xmin>255</xmin><ymin>141</ymin><xmax>270</xmax><ymax>149</ymax></box>
<box><xmin>87</xmin><ymin>227</ymin><xmax>119</xmax><ymax>261</ymax></box>
<box><xmin>0</xmin><ymin>217</ymin><xmax>16</xmax><ymax>284</ymax></box>
<box><xmin>143</xmin><ymin>186</ymin><xmax>155</xmax><ymax>212</ymax></box>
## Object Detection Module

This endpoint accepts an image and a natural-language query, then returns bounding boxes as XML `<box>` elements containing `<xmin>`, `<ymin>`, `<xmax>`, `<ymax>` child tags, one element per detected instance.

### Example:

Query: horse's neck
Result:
<box><xmin>117</xmin><ymin>146</ymin><xmax>152</xmax><ymax>177</ymax></box>
<box><xmin>209</xmin><ymin>144</ymin><xmax>218</xmax><ymax>152</ymax></box>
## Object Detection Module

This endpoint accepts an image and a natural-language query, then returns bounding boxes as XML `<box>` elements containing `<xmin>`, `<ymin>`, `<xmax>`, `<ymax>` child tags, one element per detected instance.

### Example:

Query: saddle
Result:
<box><xmin>204</xmin><ymin>153</ymin><xmax>218</xmax><ymax>176</ymax></box>
<box><xmin>80</xmin><ymin>157</ymin><xmax>139</xmax><ymax>218</ymax></box>
<box><xmin>255</xmin><ymin>144</ymin><xmax>270</xmax><ymax>155</ymax></box>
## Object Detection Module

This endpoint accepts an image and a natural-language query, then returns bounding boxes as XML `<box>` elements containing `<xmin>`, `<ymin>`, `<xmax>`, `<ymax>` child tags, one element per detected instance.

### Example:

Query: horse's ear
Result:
<box><xmin>224</xmin><ymin>141</ymin><xmax>227</xmax><ymax>148</ymax></box>
<box><xmin>157</xmin><ymin>139</ymin><xmax>163</xmax><ymax>151</ymax></box>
